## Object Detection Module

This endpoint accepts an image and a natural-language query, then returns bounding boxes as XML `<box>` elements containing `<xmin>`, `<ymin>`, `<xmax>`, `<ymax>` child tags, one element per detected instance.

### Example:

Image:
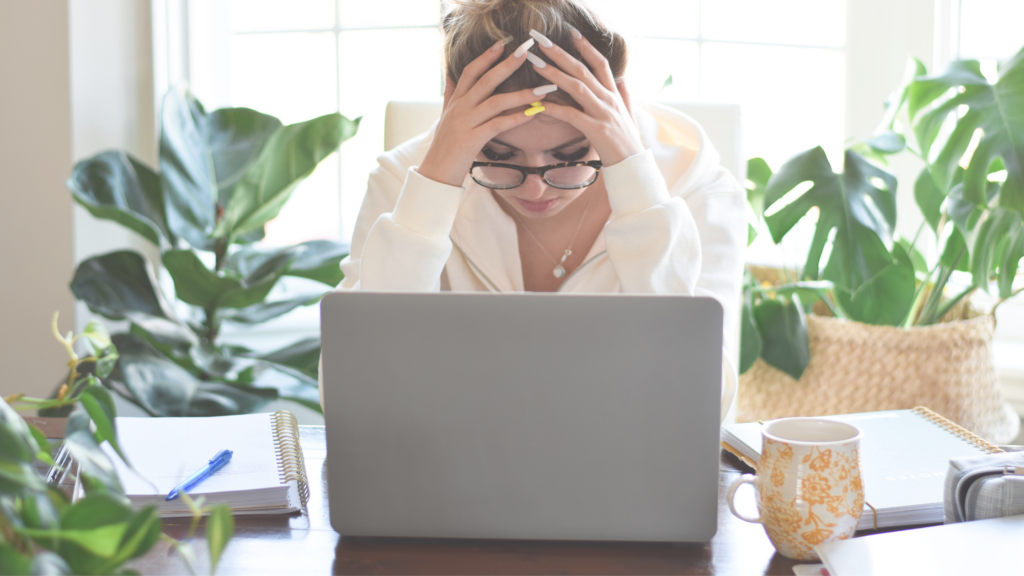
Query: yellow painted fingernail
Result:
<box><xmin>524</xmin><ymin>105</ymin><xmax>545</xmax><ymax>117</ymax></box>
<box><xmin>530</xmin><ymin>101</ymin><xmax>542</xmax><ymax>107</ymax></box>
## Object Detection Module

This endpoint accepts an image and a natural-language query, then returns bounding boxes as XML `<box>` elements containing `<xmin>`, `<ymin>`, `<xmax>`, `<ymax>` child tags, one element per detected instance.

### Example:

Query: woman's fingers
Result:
<box><xmin>451</xmin><ymin>39</ymin><xmax>507</xmax><ymax>101</ymax></box>
<box><xmin>534</xmin><ymin>101</ymin><xmax>597</xmax><ymax>135</ymax></box>
<box><xmin>566</xmin><ymin>31</ymin><xmax>617</xmax><ymax>92</ymax></box>
<box><xmin>475</xmin><ymin>108</ymin><xmax>537</xmax><ymax>141</ymax></box>
<box><xmin>474</xmin><ymin>87</ymin><xmax>554</xmax><ymax>125</ymax></box>
<box><xmin>617</xmin><ymin>79</ymin><xmax>634</xmax><ymax>118</ymax></box>
<box><xmin>528</xmin><ymin>56</ymin><xmax>605</xmax><ymax>115</ymax></box>
<box><xmin>464</xmin><ymin>38</ymin><xmax>535</xmax><ymax>106</ymax></box>
<box><xmin>532</xmin><ymin>30</ymin><xmax>614</xmax><ymax>97</ymax></box>
<box><xmin>442</xmin><ymin>75</ymin><xmax>456</xmax><ymax>112</ymax></box>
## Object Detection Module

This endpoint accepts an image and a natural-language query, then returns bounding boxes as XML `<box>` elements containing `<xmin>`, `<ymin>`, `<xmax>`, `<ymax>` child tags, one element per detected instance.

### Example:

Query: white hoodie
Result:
<box><xmin>326</xmin><ymin>102</ymin><xmax>747</xmax><ymax>416</ymax></box>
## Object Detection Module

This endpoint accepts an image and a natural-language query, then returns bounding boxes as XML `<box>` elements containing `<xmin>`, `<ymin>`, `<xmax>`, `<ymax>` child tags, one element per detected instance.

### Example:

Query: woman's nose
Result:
<box><xmin>518</xmin><ymin>174</ymin><xmax>548</xmax><ymax>200</ymax></box>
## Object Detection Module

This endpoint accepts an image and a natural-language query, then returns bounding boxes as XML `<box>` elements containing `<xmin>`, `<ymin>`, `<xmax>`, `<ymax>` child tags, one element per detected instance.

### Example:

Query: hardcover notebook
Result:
<box><xmin>814</xmin><ymin>514</ymin><xmax>1024</xmax><ymax>575</ymax></box>
<box><xmin>721</xmin><ymin>407</ymin><xmax>1002</xmax><ymax>530</ymax></box>
<box><xmin>98</xmin><ymin>411</ymin><xmax>309</xmax><ymax>517</ymax></box>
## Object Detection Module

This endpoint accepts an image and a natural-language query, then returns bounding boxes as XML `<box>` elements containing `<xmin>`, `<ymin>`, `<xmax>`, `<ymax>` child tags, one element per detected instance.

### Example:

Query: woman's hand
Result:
<box><xmin>528</xmin><ymin>31</ymin><xmax>645</xmax><ymax>167</ymax></box>
<box><xmin>418</xmin><ymin>40</ymin><xmax>551</xmax><ymax>187</ymax></box>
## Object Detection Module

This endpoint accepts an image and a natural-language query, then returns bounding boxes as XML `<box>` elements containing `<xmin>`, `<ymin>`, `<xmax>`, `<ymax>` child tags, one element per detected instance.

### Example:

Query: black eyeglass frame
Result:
<box><xmin>468</xmin><ymin>160</ymin><xmax>604</xmax><ymax>190</ymax></box>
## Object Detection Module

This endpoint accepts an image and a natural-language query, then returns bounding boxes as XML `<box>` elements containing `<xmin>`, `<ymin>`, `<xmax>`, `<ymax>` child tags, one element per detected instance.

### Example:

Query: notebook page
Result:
<box><xmin>722</xmin><ymin>410</ymin><xmax>989</xmax><ymax>511</ymax></box>
<box><xmin>107</xmin><ymin>414</ymin><xmax>282</xmax><ymax>496</ymax></box>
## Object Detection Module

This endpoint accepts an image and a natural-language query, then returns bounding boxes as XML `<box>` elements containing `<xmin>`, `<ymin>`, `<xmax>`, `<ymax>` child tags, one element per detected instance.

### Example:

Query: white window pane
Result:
<box><xmin>338</xmin><ymin>28</ymin><xmax>443</xmax><ymax>241</ymax></box>
<box><xmin>701</xmin><ymin>43</ymin><xmax>845</xmax><ymax>170</ymax></box>
<box><xmin>264</xmin><ymin>153</ymin><xmax>341</xmax><ymax>245</ymax></box>
<box><xmin>625</xmin><ymin>38</ymin><xmax>699</xmax><ymax>101</ymax></box>
<box><xmin>339</xmin><ymin>0</ymin><xmax>440</xmax><ymax>28</ymax></box>
<box><xmin>702</xmin><ymin>0</ymin><xmax>846</xmax><ymax>48</ymax></box>
<box><xmin>588</xmin><ymin>0</ymin><xmax>699</xmax><ymax>39</ymax></box>
<box><xmin>228</xmin><ymin>33</ymin><xmax>338</xmax><ymax>125</ymax></box>
<box><xmin>229</xmin><ymin>0</ymin><xmax>334</xmax><ymax>32</ymax></box>
<box><xmin>959</xmin><ymin>0</ymin><xmax>1024</xmax><ymax>59</ymax></box>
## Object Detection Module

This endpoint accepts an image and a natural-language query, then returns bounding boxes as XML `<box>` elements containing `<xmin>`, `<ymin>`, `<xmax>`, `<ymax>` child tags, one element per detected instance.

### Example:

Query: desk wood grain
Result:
<box><xmin>30</xmin><ymin>419</ymin><xmax>808</xmax><ymax>575</ymax></box>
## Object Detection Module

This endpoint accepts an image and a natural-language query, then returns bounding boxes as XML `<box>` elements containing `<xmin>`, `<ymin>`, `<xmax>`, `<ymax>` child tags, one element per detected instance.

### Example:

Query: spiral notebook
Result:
<box><xmin>99</xmin><ymin>411</ymin><xmax>310</xmax><ymax>517</ymax></box>
<box><xmin>721</xmin><ymin>407</ymin><xmax>1003</xmax><ymax>530</ymax></box>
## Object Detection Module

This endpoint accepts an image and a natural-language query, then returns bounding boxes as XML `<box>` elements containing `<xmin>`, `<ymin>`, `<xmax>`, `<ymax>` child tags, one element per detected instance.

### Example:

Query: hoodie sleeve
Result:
<box><xmin>602</xmin><ymin>148</ymin><xmax>747</xmax><ymax>370</ymax></box>
<box><xmin>336</xmin><ymin>133</ymin><xmax>463</xmax><ymax>292</ymax></box>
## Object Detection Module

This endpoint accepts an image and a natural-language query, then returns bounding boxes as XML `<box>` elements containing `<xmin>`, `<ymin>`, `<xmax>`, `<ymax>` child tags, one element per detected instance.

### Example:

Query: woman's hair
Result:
<box><xmin>441</xmin><ymin>0</ymin><xmax>627</xmax><ymax>108</ymax></box>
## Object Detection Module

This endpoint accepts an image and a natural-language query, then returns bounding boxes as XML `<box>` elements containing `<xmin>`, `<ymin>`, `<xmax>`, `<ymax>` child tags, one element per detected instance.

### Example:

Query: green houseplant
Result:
<box><xmin>1</xmin><ymin>316</ymin><xmax>234</xmax><ymax>575</ymax></box>
<box><xmin>59</xmin><ymin>88</ymin><xmax>360</xmax><ymax>417</ymax></box>
<box><xmin>738</xmin><ymin>46</ymin><xmax>1024</xmax><ymax>441</ymax></box>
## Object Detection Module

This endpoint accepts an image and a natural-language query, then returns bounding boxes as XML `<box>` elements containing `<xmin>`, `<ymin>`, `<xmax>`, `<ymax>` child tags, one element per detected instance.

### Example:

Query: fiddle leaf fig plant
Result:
<box><xmin>0</xmin><ymin>315</ymin><xmax>234</xmax><ymax>575</ymax></box>
<box><xmin>741</xmin><ymin>44</ymin><xmax>1024</xmax><ymax>381</ymax></box>
<box><xmin>60</xmin><ymin>88</ymin><xmax>360</xmax><ymax>417</ymax></box>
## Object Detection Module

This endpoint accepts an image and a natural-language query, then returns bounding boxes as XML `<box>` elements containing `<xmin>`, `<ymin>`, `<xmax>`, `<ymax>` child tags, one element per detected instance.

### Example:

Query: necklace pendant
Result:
<box><xmin>553</xmin><ymin>265</ymin><xmax>566</xmax><ymax>279</ymax></box>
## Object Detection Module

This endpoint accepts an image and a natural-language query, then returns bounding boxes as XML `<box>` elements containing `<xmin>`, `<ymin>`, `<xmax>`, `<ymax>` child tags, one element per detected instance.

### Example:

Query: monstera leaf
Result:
<box><xmin>908</xmin><ymin>48</ymin><xmax>1024</xmax><ymax>209</ymax></box>
<box><xmin>159</xmin><ymin>88</ymin><xmax>283</xmax><ymax>250</ymax></box>
<box><xmin>214</xmin><ymin>113</ymin><xmax>361</xmax><ymax>242</ymax></box>
<box><xmin>67</xmin><ymin>151</ymin><xmax>174</xmax><ymax>247</ymax></box>
<box><xmin>762</xmin><ymin>147</ymin><xmax>912</xmax><ymax>325</ymax></box>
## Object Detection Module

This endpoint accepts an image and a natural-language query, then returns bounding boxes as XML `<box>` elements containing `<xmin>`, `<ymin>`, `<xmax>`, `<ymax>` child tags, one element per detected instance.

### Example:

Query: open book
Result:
<box><xmin>721</xmin><ymin>407</ymin><xmax>1002</xmax><ymax>530</ymax></box>
<box><xmin>100</xmin><ymin>411</ymin><xmax>309</xmax><ymax>517</ymax></box>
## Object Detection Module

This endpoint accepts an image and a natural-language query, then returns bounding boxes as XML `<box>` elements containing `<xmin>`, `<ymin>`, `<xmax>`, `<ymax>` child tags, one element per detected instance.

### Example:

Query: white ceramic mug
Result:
<box><xmin>726</xmin><ymin>418</ymin><xmax>864</xmax><ymax>560</ymax></box>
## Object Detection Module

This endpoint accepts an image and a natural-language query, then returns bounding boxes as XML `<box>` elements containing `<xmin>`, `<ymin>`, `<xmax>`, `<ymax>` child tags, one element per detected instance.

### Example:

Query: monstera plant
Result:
<box><xmin>58</xmin><ymin>88</ymin><xmax>360</xmax><ymax>417</ymax></box>
<box><xmin>741</xmin><ymin>45</ymin><xmax>1024</xmax><ymax>380</ymax></box>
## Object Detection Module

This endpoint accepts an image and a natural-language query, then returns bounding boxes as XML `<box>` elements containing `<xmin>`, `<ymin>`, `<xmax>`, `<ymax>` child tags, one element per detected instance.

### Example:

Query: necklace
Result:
<box><xmin>509</xmin><ymin>193</ymin><xmax>594</xmax><ymax>280</ymax></box>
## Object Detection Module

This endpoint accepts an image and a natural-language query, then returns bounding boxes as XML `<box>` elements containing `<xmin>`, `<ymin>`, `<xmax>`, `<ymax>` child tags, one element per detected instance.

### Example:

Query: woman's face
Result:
<box><xmin>475</xmin><ymin>112</ymin><xmax>599</xmax><ymax>220</ymax></box>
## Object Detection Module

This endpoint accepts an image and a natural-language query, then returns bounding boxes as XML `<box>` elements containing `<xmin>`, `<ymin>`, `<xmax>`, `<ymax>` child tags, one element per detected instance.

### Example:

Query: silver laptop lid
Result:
<box><xmin>321</xmin><ymin>292</ymin><xmax>722</xmax><ymax>541</ymax></box>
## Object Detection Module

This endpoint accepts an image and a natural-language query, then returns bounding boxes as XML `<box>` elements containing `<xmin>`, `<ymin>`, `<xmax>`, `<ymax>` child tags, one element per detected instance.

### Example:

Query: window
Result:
<box><xmin>185</xmin><ymin>0</ymin><xmax>847</xmax><ymax>249</ymax></box>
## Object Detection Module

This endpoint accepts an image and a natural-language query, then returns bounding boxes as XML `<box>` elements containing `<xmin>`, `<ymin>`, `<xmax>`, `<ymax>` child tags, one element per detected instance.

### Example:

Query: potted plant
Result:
<box><xmin>739</xmin><ymin>46</ymin><xmax>1024</xmax><ymax>443</ymax></box>
<box><xmin>54</xmin><ymin>88</ymin><xmax>360</xmax><ymax>418</ymax></box>
<box><xmin>1</xmin><ymin>315</ymin><xmax>234</xmax><ymax>574</ymax></box>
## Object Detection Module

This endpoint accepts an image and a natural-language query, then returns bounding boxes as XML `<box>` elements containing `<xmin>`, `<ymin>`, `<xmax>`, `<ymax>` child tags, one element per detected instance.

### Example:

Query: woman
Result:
<box><xmin>329</xmin><ymin>0</ymin><xmax>746</xmax><ymax>412</ymax></box>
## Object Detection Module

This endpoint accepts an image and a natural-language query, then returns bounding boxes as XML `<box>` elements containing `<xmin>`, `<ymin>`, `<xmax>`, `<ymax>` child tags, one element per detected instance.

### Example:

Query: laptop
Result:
<box><xmin>320</xmin><ymin>292</ymin><xmax>722</xmax><ymax>542</ymax></box>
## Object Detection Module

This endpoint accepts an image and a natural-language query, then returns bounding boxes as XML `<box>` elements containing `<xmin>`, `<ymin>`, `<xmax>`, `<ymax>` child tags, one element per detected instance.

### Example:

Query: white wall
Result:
<box><xmin>0</xmin><ymin>1</ymin><xmax>76</xmax><ymax>401</ymax></box>
<box><xmin>70</xmin><ymin>0</ymin><xmax>161</xmax><ymax>336</ymax></box>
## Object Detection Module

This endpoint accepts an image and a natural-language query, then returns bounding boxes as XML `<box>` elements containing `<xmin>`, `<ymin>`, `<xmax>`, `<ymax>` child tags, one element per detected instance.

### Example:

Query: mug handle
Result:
<box><xmin>726</xmin><ymin>474</ymin><xmax>762</xmax><ymax>523</ymax></box>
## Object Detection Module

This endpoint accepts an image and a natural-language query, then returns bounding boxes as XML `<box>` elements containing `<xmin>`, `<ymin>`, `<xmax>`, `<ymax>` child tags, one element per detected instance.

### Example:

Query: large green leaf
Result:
<box><xmin>764</xmin><ymin>148</ymin><xmax>900</xmax><ymax>300</ymax></box>
<box><xmin>214</xmin><ymin>113</ymin><xmax>360</xmax><ymax>241</ymax></box>
<box><xmin>0</xmin><ymin>397</ymin><xmax>40</xmax><ymax>462</ymax></box>
<box><xmin>71</xmin><ymin>251</ymin><xmax>172</xmax><ymax>321</ymax></box>
<box><xmin>826</xmin><ymin>238</ymin><xmax>916</xmax><ymax>326</ymax></box>
<box><xmin>109</xmin><ymin>334</ymin><xmax>277</xmax><ymax>416</ymax></box>
<box><xmin>285</xmin><ymin>240</ymin><xmax>349</xmax><ymax>286</ymax></box>
<box><xmin>79</xmin><ymin>385</ymin><xmax>128</xmax><ymax>467</ymax></box>
<box><xmin>0</xmin><ymin>543</ymin><xmax>33</xmax><ymax>576</ymax></box>
<box><xmin>67</xmin><ymin>151</ymin><xmax>173</xmax><ymax>247</ymax></box>
<box><xmin>207</xmin><ymin>504</ymin><xmax>234</xmax><ymax>575</ymax></box>
<box><xmin>907</xmin><ymin>49</ymin><xmax>1024</xmax><ymax>211</ymax></box>
<box><xmin>159</xmin><ymin>89</ymin><xmax>283</xmax><ymax>250</ymax></box>
<box><xmin>738</xmin><ymin>296</ymin><xmax>762</xmax><ymax>375</ymax></box>
<box><xmin>163</xmin><ymin>249</ymin><xmax>280</xmax><ymax>310</ymax></box>
<box><xmin>753</xmin><ymin>295</ymin><xmax>810</xmax><ymax>381</ymax></box>
<box><xmin>70</xmin><ymin>251</ymin><xmax>193</xmax><ymax>345</ymax></box>
<box><xmin>259</xmin><ymin>337</ymin><xmax>321</xmax><ymax>379</ymax></box>
<box><xmin>219</xmin><ymin>293</ymin><xmax>325</xmax><ymax>325</ymax></box>
<box><xmin>64</xmin><ymin>431</ymin><xmax>123</xmax><ymax>495</ymax></box>
<box><xmin>914</xmin><ymin>167</ymin><xmax>945</xmax><ymax>233</ymax></box>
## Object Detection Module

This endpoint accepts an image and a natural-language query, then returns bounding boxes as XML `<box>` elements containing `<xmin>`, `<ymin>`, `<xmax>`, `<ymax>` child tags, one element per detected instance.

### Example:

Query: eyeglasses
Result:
<box><xmin>469</xmin><ymin>160</ymin><xmax>604</xmax><ymax>190</ymax></box>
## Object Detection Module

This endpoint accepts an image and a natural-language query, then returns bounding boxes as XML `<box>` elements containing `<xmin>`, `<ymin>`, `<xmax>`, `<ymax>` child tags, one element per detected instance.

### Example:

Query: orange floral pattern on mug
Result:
<box><xmin>754</xmin><ymin>440</ymin><xmax>863</xmax><ymax>560</ymax></box>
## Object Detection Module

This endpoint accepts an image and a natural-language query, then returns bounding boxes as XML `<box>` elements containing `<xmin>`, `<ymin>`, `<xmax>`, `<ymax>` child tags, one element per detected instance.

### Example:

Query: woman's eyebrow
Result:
<box><xmin>487</xmin><ymin>136</ymin><xmax>590</xmax><ymax>152</ymax></box>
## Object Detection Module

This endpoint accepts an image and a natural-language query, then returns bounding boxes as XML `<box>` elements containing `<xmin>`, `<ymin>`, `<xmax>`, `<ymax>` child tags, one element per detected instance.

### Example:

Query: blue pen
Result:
<box><xmin>165</xmin><ymin>449</ymin><xmax>233</xmax><ymax>501</ymax></box>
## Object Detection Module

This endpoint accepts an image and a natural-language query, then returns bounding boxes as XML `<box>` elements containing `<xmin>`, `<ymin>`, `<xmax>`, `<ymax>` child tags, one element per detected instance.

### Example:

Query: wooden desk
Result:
<box><xmin>29</xmin><ymin>419</ymin><xmax>809</xmax><ymax>574</ymax></box>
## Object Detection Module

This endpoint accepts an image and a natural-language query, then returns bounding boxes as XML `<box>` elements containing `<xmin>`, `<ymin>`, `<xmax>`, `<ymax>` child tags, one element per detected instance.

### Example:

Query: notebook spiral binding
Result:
<box><xmin>272</xmin><ymin>410</ymin><xmax>310</xmax><ymax>507</ymax></box>
<box><xmin>912</xmin><ymin>406</ymin><xmax>1004</xmax><ymax>454</ymax></box>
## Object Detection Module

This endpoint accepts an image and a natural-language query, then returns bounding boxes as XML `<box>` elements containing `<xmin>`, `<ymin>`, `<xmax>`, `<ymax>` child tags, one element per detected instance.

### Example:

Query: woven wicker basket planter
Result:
<box><xmin>738</xmin><ymin>313</ymin><xmax>1020</xmax><ymax>443</ymax></box>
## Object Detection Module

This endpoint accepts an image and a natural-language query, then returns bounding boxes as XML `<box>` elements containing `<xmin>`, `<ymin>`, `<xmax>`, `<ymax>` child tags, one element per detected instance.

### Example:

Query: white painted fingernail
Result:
<box><xmin>533</xmin><ymin>84</ymin><xmax>558</xmax><ymax>96</ymax></box>
<box><xmin>569</xmin><ymin>26</ymin><xmax>582</xmax><ymax>40</ymax></box>
<box><xmin>530</xmin><ymin>29</ymin><xmax>553</xmax><ymax>48</ymax></box>
<box><xmin>513</xmin><ymin>38</ymin><xmax>535</xmax><ymax>57</ymax></box>
<box><xmin>525</xmin><ymin>52</ymin><xmax>546</xmax><ymax>69</ymax></box>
